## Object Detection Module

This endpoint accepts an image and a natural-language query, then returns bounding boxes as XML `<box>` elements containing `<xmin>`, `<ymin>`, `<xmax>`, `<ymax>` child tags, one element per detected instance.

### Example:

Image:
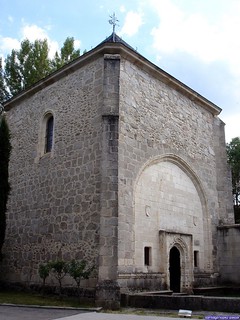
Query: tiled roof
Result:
<box><xmin>97</xmin><ymin>32</ymin><xmax>136</xmax><ymax>51</ymax></box>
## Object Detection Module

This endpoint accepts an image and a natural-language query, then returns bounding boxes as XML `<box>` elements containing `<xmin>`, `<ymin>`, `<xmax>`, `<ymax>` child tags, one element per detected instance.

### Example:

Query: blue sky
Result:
<box><xmin>0</xmin><ymin>0</ymin><xmax>239</xmax><ymax>142</ymax></box>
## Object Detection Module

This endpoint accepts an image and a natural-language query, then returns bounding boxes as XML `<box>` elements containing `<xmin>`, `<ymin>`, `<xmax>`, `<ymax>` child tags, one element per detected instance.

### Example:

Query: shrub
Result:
<box><xmin>49</xmin><ymin>260</ymin><xmax>68</xmax><ymax>294</ymax></box>
<box><xmin>68</xmin><ymin>259</ymin><xmax>94</xmax><ymax>297</ymax></box>
<box><xmin>38</xmin><ymin>263</ymin><xmax>51</xmax><ymax>290</ymax></box>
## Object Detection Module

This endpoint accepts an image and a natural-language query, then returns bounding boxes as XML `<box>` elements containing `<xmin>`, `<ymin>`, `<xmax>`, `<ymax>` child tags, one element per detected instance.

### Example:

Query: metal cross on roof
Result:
<box><xmin>109</xmin><ymin>13</ymin><xmax>119</xmax><ymax>41</ymax></box>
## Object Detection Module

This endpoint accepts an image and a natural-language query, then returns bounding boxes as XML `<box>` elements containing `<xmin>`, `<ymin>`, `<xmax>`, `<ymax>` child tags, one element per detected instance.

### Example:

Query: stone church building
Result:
<box><xmin>1</xmin><ymin>33</ymin><xmax>239</xmax><ymax>308</ymax></box>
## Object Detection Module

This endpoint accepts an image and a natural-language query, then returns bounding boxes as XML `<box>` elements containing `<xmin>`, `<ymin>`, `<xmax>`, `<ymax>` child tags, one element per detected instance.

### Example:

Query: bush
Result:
<box><xmin>49</xmin><ymin>260</ymin><xmax>68</xmax><ymax>294</ymax></box>
<box><xmin>38</xmin><ymin>259</ymin><xmax>94</xmax><ymax>297</ymax></box>
<box><xmin>38</xmin><ymin>263</ymin><xmax>51</xmax><ymax>286</ymax></box>
<box><xmin>68</xmin><ymin>259</ymin><xmax>94</xmax><ymax>297</ymax></box>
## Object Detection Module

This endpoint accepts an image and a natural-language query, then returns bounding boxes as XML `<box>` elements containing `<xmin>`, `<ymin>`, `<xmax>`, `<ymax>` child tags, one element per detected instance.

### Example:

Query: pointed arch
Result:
<box><xmin>133</xmin><ymin>154</ymin><xmax>212</xmax><ymax>274</ymax></box>
<box><xmin>134</xmin><ymin>154</ymin><xmax>208</xmax><ymax>212</ymax></box>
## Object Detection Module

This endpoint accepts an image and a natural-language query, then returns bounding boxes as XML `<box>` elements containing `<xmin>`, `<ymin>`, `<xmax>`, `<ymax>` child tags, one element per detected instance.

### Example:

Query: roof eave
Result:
<box><xmin>102</xmin><ymin>44</ymin><xmax>221</xmax><ymax>116</ymax></box>
<box><xmin>4</xmin><ymin>41</ymin><xmax>221</xmax><ymax>116</ymax></box>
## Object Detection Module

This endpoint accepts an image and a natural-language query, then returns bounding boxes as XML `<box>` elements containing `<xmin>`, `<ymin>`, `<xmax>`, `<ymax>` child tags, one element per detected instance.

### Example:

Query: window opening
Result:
<box><xmin>45</xmin><ymin>115</ymin><xmax>54</xmax><ymax>153</ymax></box>
<box><xmin>144</xmin><ymin>246</ymin><xmax>152</xmax><ymax>266</ymax></box>
<box><xmin>194</xmin><ymin>250</ymin><xmax>199</xmax><ymax>268</ymax></box>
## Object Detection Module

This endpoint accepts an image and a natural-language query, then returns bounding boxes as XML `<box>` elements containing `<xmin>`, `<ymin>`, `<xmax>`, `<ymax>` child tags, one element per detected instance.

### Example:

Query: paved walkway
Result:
<box><xmin>0</xmin><ymin>305</ymin><xmax>86</xmax><ymax>320</ymax></box>
<box><xmin>0</xmin><ymin>305</ymin><xmax>200</xmax><ymax>320</ymax></box>
<box><xmin>54</xmin><ymin>312</ymin><xmax>202</xmax><ymax>320</ymax></box>
<box><xmin>1</xmin><ymin>305</ymin><xmax>239</xmax><ymax>320</ymax></box>
<box><xmin>54</xmin><ymin>311</ymin><xmax>240</xmax><ymax>320</ymax></box>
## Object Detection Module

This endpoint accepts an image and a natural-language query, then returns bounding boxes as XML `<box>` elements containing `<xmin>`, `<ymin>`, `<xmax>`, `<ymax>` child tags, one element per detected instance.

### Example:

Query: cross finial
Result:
<box><xmin>109</xmin><ymin>12</ymin><xmax>119</xmax><ymax>41</ymax></box>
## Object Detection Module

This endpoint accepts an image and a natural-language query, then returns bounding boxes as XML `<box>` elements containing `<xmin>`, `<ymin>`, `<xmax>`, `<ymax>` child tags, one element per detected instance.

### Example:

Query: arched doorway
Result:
<box><xmin>169</xmin><ymin>246</ymin><xmax>181</xmax><ymax>292</ymax></box>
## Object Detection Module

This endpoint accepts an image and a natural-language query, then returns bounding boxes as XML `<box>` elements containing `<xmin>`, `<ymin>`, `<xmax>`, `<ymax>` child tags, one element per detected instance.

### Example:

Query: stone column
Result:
<box><xmin>213</xmin><ymin>117</ymin><xmax>234</xmax><ymax>224</ymax></box>
<box><xmin>95</xmin><ymin>54</ymin><xmax>121</xmax><ymax>309</ymax></box>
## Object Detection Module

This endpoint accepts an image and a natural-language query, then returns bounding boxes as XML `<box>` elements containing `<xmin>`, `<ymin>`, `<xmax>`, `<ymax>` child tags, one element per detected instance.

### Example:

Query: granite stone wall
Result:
<box><xmin>96</xmin><ymin>54</ymin><xmax>121</xmax><ymax>309</ymax></box>
<box><xmin>2</xmin><ymin>57</ymin><xmax>104</xmax><ymax>286</ymax></box>
<box><xmin>1</xmin><ymin>48</ymin><xmax>235</xmax><ymax>299</ymax></box>
<box><xmin>218</xmin><ymin>225</ymin><xmax>240</xmax><ymax>284</ymax></box>
<box><xmin>117</xmin><ymin>56</ymin><xmax>234</xmax><ymax>290</ymax></box>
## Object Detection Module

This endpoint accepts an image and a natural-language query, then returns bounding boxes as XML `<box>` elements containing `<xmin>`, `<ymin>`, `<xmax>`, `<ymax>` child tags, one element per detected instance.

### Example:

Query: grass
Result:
<box><xmin>0</xmin><ymin>290</ymin><xmax>95</xmax><ymax>308</ymax></box>
<box><xmin>0</xmin><ymin>291</ymin><xmax>204</xmax><ymax>318</ymax></box>
<box><xmin>4</xmin><ymin>290</ymin><xmax>237</xmax><ymax>318</ymax></box>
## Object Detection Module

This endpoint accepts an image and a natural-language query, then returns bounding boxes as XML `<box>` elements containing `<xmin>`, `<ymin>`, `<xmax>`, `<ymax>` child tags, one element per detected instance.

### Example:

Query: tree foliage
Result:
<box><xmin>4</xmin><ymin>39</ymin><xmax>51</xmax><ymax>96</ymax></box>
<box><xmin>49</xmin><ymin>260</ymin><xmax>68</xmax><ymax>294</ymax></box>
<box><xmin>38</xmin><ymin>263</ymin><xmax>51</xmax><ymax>288</ymax></box>
<box><xmin>68</xmin><ymin>259</ymin><xmax>94</xmax><ymax>297</ymax></box>
<box><xmin>1</xmin><ymin>37</ymin><xmax>81</xmax><ymax>103</ymax></box>
<box><xmin>226</xmin><ymin>137</ymin><xmax>240</xmax><ymax>222</ymax></box>
<box><xmin>226</xmin><ymin>137</ymin><xmax>240</xmax><ymax>205</ymax></box>
<box><xmin>0</xmin><ymin>113</ymin><xmax>12</xmax><ymax>259</ymax></box>
<box><xmin>0</xmin><ymin>59</ymin><xmax>10</xmax><ymax>102</ymax></box>
<box><xmin>38</xmin><ymin>259</ymin><xmax>94</xmax><ymax>297</ymax></box>
<box><xmin>51</xmin><ymin>37</ymin><xmax>80</xmax><ymax>71</ymax></box>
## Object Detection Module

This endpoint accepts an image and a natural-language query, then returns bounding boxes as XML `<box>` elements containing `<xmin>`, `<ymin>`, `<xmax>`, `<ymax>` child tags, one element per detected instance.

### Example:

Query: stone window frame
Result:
<box><xmin>36</xmin><ymin>110</ymin><xmax>55</xmax><ymax>160</ymax></box>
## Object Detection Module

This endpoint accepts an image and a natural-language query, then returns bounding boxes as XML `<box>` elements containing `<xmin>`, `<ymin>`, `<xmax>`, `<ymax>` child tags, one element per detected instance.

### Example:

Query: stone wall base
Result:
<box><xmin>118</xmin><ymin>273</ymin><xmax>165</xmax><ymax>293</ymax></box>
<box><xmin>122</xmin><ymin>292</ymin><xmax>240</xmax><ymax>313</ymax></box>
<box><xmin>193</xmin><ymin>272</ymin><xmax>219</xmax><ymax>287</ymax></box>
<box><xmin>95</xmin><ymin>280</ymin><xmax>121</xmax><ymax>310</ymax></box>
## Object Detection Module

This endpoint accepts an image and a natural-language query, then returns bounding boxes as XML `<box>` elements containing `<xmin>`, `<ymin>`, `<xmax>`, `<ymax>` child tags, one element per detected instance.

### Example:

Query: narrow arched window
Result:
<box><xmin>45</xmin><ymin>115</ymin><xmax>54</xmax><ymax>153</ymax></box>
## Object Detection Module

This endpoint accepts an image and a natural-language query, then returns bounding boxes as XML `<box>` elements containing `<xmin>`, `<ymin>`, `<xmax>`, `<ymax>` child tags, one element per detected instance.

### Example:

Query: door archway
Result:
<box><xmin>169</xmin><ymin>246</ymin><xmax>181</xmax><ymax>292</ymax></box>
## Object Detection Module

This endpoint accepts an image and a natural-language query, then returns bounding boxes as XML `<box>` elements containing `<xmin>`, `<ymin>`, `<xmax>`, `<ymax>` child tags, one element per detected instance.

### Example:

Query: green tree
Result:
<box><xmin>38</xmin><ymin>263</ymin><xmax>51</xmax><ymax>290</ymax></box>
<box><xmin>226</xmin><ymin>137</ymin><xmax>240</xmax><ymax>223</ymax></box>
<box><xmin>4</xmin><ymin>49</ymin><xmax>22</xmax><ymax>97</ymax></box>
<box><xmin>0</xmin><ymin>59</ymin><xmax>10</xmax><ymax>104</ymax></box>
<box><xmin>3</xmin><ymin>37</ymin><xmax>81</xmax><ymax>99</ymax></box>
<box><xmin>18</xmin><ymin>39</ymin><xmax>51</xmax><ymax>88</ymax></box>
<box><xmin>51</xmin><ymin>37</ymin><xmax>80</xmax><ymax>71</ymax></box>
<box><xmin>68</xmin><ymin>259</ymin><xmax>94</xmax><ymax>297</ymax></box>
<box><xmin>49</xmin><ymin>260</ymin><xmax>68</xmax><ymax>294</ymax></box>
<box><xmin>0</xmin><ymin>109</ymin><xmax>12</xmax><ymax>260</ymax></box>
<box><xmin>4</xmin><ymin>39</ymin><xmax>51</xmax><ymax>96</ymax></box>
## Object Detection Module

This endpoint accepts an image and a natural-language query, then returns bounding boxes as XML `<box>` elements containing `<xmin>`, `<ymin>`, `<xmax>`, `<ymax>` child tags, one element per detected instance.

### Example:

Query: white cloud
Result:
<box><xmin>0</xmin><ymin>36</ymin><xmax>20</xmax><ymax>54</ymax></box>
<box><xmin>74</xmin><ymin>39</ymin><xmax>81</xmax><ymax>50</ymax></box>
<box><xmin>120</xmin><ymin>5</ymin><xmax>126</xmax><ymax>13</ymax></box>
<box><xmin>120</xmin><ymin>11</ymin><xmax>143</xmax><ymax>37</ymax></box>
<box><xmin>21</xmin><ymin>23</ymin><xmax>49</xmax><ymax>41</ymax></box>
<box><xmin>21</xmin><ymin>23</ymin><xmax>59</xmax><ymax>58</ymax></box>
<box><xmin>8</xmin><ymin>16</ymin><xmax>14</xmax><ymax>23</ymax></box>
<box><xmin>0</xmin><ymin>20</ymin><xmax>83</xmax><ymax>61</ymax></box>
<box><xmin>144</xmin><ymin>0</ymin><xmax>240</xmax><ymax>141</ymax></box>
<box><xmin>149</xmin><ymin>0</ymin><xmax>240</xmax><ymax>75</ymax></box>
<box><xmin>0</xmin><ymin>22</ymin><xmax>60</xmax><ymax>59</ymax></box>
<box><xmin>222</xmin><ymin>113</ymin><xmax>240</xmax><ymax>142</ymax></box>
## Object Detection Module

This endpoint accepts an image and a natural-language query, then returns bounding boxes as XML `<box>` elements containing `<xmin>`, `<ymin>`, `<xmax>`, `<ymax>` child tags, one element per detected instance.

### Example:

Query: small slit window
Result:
<box><xmin>45</xmin><ymin>115</ymin><xmax>54</xmax><ymax>153</ymax></box>
<box><xmin>144</xmin><ymin>246</ymin><xmax>152</xmax><ymax>266</ymax></box>
<box><xmin>194</xmin><ymin>250</ymin><xmax>199</xmax><ymax>268</ymax></box>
